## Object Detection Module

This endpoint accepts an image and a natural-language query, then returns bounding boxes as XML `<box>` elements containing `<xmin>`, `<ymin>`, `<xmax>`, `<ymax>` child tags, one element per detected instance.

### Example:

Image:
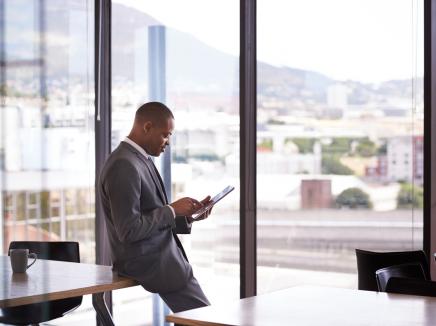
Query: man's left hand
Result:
<box><xmin>187</xmin><ymin>196</ymin><xmax>213</xmax><ymax>223</ymax></box>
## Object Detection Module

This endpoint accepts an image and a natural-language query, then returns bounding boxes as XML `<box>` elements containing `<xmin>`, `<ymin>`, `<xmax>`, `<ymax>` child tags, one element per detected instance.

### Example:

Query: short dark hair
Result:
<box><xmin>135</xmin><ymin>102</ymin><xmax>174</xmax><ymax>126</ymax></box>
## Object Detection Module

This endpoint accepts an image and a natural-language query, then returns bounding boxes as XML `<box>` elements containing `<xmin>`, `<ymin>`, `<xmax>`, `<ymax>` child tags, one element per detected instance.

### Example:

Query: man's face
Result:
<box><xmin>143</xmin><ymin>118</ymin><xmax>174</xmax><ymax>157</ymax></box>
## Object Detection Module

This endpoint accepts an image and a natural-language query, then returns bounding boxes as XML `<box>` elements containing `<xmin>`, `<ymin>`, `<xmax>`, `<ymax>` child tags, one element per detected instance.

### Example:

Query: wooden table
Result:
<box><xmin>0</xmin><ymin>255</ymin><xmax>137</xmax><ymax>326</ymax></box>
<box><xmin>167</xmin><ymin>285</ymin><xmax>436</xmax><ymax>326</ymax></box>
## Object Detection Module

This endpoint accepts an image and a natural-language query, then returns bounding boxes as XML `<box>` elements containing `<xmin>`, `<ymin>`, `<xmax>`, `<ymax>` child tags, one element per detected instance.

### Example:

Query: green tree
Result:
<box><xmin>336</xmin><ymin>187</ymin><xmax>372</xmax><ymax>209</ymax></box>
<box><xmin>289</xmin><ymin>138</ymin><xmax>315</xmax><ymax>154</ymax></box>
<box><xmin>356</xmin><ymin>138</ymin><xmax>377</xmax><ymax>157</ymax></box>
<box><xmin>322</xmin><ymin>137</ymin><xmax>352</xmax><ymax>155</ymax></box>
<box><xmin>397</xmin><ymin>183</ymin><xmax>423</xmax><ymax>209</ymax></box>
<box><xmin>322</xmin><ymin>156</ymin><xmax>354</xmax><ymax>175</ymax></box>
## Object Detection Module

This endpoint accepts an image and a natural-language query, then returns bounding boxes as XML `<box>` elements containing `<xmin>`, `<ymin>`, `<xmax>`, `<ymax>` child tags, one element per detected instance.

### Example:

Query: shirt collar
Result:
<box><xmin>123</xmin><ymin>137</ymin><xmax>150</xmax><ymax>159</ymax></box>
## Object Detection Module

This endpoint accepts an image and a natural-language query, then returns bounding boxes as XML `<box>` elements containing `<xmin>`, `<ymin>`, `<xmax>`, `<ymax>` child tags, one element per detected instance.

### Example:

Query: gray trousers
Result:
<box><xmin>158</xmin><ymin>276</ymin><xmax>210</xmax><ymax>313</ymax></box>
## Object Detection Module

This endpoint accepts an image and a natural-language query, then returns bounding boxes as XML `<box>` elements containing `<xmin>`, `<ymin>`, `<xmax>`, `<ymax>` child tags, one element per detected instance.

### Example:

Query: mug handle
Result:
<box><xmin>27</xmin><ymin>253</ymin><xmax>37</xmax><ymax>269</ymax></box>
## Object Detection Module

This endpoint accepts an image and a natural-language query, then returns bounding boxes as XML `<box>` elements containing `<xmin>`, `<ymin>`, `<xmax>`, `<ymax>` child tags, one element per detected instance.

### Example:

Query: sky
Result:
<box><xmin>114</xmin><ymin>0</ymin><xmax>423</xmax><ymax>83</ymax></box>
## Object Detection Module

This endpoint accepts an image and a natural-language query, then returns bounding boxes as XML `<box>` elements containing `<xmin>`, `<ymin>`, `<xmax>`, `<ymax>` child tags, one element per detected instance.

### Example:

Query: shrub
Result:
<box><xmin>336</xmin><ymin>187</ymin><xmax>372</xmax><ymax>209</ymax></box>
<box><xmin>322</xmin><ymin>156</ymin><xmax>353</xmax><ymax>175</ymax></box>
<box><xmin>397</xmin><ymin>183</ymin><xmax>423</xmax><ymax>209</ymax></box>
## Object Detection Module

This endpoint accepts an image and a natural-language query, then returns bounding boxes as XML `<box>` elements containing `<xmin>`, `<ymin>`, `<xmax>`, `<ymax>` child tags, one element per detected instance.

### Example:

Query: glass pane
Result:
<box><xmin>1</xmin><ymin>0</ymin><xmax>96</xmax><ymax>323</ymax></box>
<box><xmin>111</xmin><ymin>1</ymin><xmax>239</xmax><ymax>324</ymax></box>
<box><xmin>257</xmin><ymin>0</ymin><xmax>424</xmax><ymax>293</ymax></box>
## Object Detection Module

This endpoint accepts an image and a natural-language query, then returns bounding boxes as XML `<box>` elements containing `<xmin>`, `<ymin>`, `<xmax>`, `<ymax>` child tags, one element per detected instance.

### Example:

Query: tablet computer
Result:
<box><xmin>191</xmin><ymin>185</ymin><xmax>235</xmax><ymax>219</ymax></box>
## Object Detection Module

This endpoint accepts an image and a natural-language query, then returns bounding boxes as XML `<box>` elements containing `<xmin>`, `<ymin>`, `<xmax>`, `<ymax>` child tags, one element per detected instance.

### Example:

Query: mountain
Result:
<box><xmin>110</xmin><ymin>3</ymin><xmax>337</xmax><ymax>104</ymax></box>
<box><xmin>258</xmin><ymin>63</ymin><xmax>333</xmax><ymax>103</ymax></box>
<box><xmin>110</xmin><ymin>3</ymin><xmax>425</xmax><ymax>108</ymax></box>
<box><xmin>8</xmin><ymin>2</ymin><xmax>421</xmax><ymax>111</ymax></box>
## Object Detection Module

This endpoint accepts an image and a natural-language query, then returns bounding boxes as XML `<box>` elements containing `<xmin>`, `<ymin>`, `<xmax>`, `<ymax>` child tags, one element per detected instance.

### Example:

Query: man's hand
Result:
<box><xmin>187</xmin><ymin>196</ymin><xmax>213</xmax><ymax>223</ymax></box>
<box><xmin>170</xmin><ymin>197</ymin><xmax>203</xmax><ymax>216</ymax></box>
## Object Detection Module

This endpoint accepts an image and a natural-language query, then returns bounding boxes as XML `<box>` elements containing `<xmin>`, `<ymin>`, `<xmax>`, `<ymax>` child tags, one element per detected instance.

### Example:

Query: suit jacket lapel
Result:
<box><xmin>121</xmin><ymin>142</ymin><xmax>168</xmax><ymax>204</ymax></box>
<box><xmin>145</xmin><ymin>157</ymin><xmax>169</xmax><ymax>204</ymax></box>
<box><xmin>141</xmin><ymin>155</ymin><xmax>168</xmax><ymax>205</ymax></box>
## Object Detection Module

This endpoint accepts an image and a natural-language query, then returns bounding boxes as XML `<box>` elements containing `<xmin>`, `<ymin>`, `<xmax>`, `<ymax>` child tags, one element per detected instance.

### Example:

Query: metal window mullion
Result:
<box><xmin>424</xmin><ymin>0</ymin><xmax>436</xmax><ymax>279</ymax></box>
<box><xmin>240</xmin><ymin>0</ymin><xmax>257</xmax><ymax>298</ymax></box>
<box><xmin>95</xmin><ymin>0</ymin><xmax>111</xmax><ymax>265</ymax></box>
<box><xmin>0</xmin><ymin>0</ymin><xmax>5</xmax><ymax>254</ymax></box>
<box><xmin>94</xmin><ymin>0</ymin><xmax>112</xmax><ymax>320</ymax></box>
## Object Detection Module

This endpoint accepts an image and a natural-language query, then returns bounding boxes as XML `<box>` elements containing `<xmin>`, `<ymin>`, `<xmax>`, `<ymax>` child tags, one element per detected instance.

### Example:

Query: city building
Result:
<box><xmin>387</xmin><ymin>135</ymin><xmax>424</xmax><ymax>185</ymax></box>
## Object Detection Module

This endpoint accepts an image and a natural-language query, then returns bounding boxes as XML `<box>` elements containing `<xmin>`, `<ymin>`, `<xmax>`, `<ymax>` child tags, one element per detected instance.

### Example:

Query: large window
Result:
<box><xmin>0</xmin><ymin>0</ymin><xmax>95</xmax><ymax>322</ymax></box>
<box><xmin>111</xmin><ymin>1</ymin><xmax>239</xmax><ymax>324</ymax></box>
<box><xmin>257</xmin><ymin>0</ymin><xmax>424</xmax><ymax>293</ymax></box>
<box><xmin>2</xmin><ymin>0</ymin><xmax>431</xmax><ymax>324</ymax></box>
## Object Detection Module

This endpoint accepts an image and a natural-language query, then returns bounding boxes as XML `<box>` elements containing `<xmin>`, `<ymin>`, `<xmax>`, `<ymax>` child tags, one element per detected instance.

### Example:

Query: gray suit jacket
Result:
<box><xmin>98</xmin><ymin>142</ymin><xmax>193</xmax><ymax>293</ymax></box>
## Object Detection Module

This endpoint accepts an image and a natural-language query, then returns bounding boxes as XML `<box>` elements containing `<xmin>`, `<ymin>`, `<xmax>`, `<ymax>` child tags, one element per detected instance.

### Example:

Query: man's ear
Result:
<box><xmin>143</xmin><ymin>121</ymin><xmax>153</xmax><ymax>133</ymax></box>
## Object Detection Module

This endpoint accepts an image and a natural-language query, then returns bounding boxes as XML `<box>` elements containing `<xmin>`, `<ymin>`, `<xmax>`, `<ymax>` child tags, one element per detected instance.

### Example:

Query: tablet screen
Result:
<box><xmin>192</xmin><ymin>185</ymin><xmax>235</xmax><ymax>219</ymax></box>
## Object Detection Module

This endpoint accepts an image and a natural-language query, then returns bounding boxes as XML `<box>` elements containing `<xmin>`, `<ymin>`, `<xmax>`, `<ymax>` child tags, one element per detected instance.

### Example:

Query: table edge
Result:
<box><xmin>0</xmin><ymin>277</ymin><xmax>138</xmax><ymax>308</ymax></box>
<box><xmin>166</xmin><ymin>315</ymin><xmax>234</xmax><ymax>326</ymax></box>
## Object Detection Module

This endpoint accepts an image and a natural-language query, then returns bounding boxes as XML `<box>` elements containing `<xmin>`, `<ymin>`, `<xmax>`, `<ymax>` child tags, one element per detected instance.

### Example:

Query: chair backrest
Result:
<box><xmin>9</xmin><ymin>241</ymin><xmax>80</xmax><ymax>263</ymax></box>
<box><xmin>376</xmin><ymin>263</ymin><xmax>426</xmax><ymax>292</ymax></box>
<box><xmin>385</xmin><ymin>278</ymin><xmax>436</xmax><ymax>297</ymax></box>
<box><xmin>355</xmin><ymin>249</ymin><xmax>429</xmax><ymax>291</ymax></box>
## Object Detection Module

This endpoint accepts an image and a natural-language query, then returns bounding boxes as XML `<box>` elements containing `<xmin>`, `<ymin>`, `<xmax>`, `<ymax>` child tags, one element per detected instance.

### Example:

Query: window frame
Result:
<box><xmin>94</xmin><ymin>0</ymin><xmax>435</xmax><ymax>314</ymax></box>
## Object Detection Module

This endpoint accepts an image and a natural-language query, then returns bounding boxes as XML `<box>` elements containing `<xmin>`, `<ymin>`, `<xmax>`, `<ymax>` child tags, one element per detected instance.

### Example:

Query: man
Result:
<box><xmin>98</xmin><ymin>102</ymin><xmax>211</xmax><ymax>313</ymax></box>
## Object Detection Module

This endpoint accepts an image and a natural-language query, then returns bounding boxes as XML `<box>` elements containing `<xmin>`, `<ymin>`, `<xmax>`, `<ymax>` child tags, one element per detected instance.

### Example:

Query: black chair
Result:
<box><xmin>376</xmin><ymin>263</ymin><xmax>426</xmax><ymax>292</ymax></box>
<box><xmin>384</xmin><ymin>278</ymin><xmax>436</xmax><ymax>297</ymax></box>
<box><xmin>1</xmin><ymin>241</ymin><xmax>83</xmax><ymax>325</ymax></box>
<box><xmin>355</xmin><ymin>249</ymin><xmax>430</xmax><ymax>291</ymax></box>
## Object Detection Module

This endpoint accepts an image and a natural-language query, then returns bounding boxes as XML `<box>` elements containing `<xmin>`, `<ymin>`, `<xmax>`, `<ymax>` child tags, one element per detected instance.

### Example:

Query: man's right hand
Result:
<box><xmin>170</xmin><ymin>197</ymin><xmax>203</xmax><ymax>216</ymax></box>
